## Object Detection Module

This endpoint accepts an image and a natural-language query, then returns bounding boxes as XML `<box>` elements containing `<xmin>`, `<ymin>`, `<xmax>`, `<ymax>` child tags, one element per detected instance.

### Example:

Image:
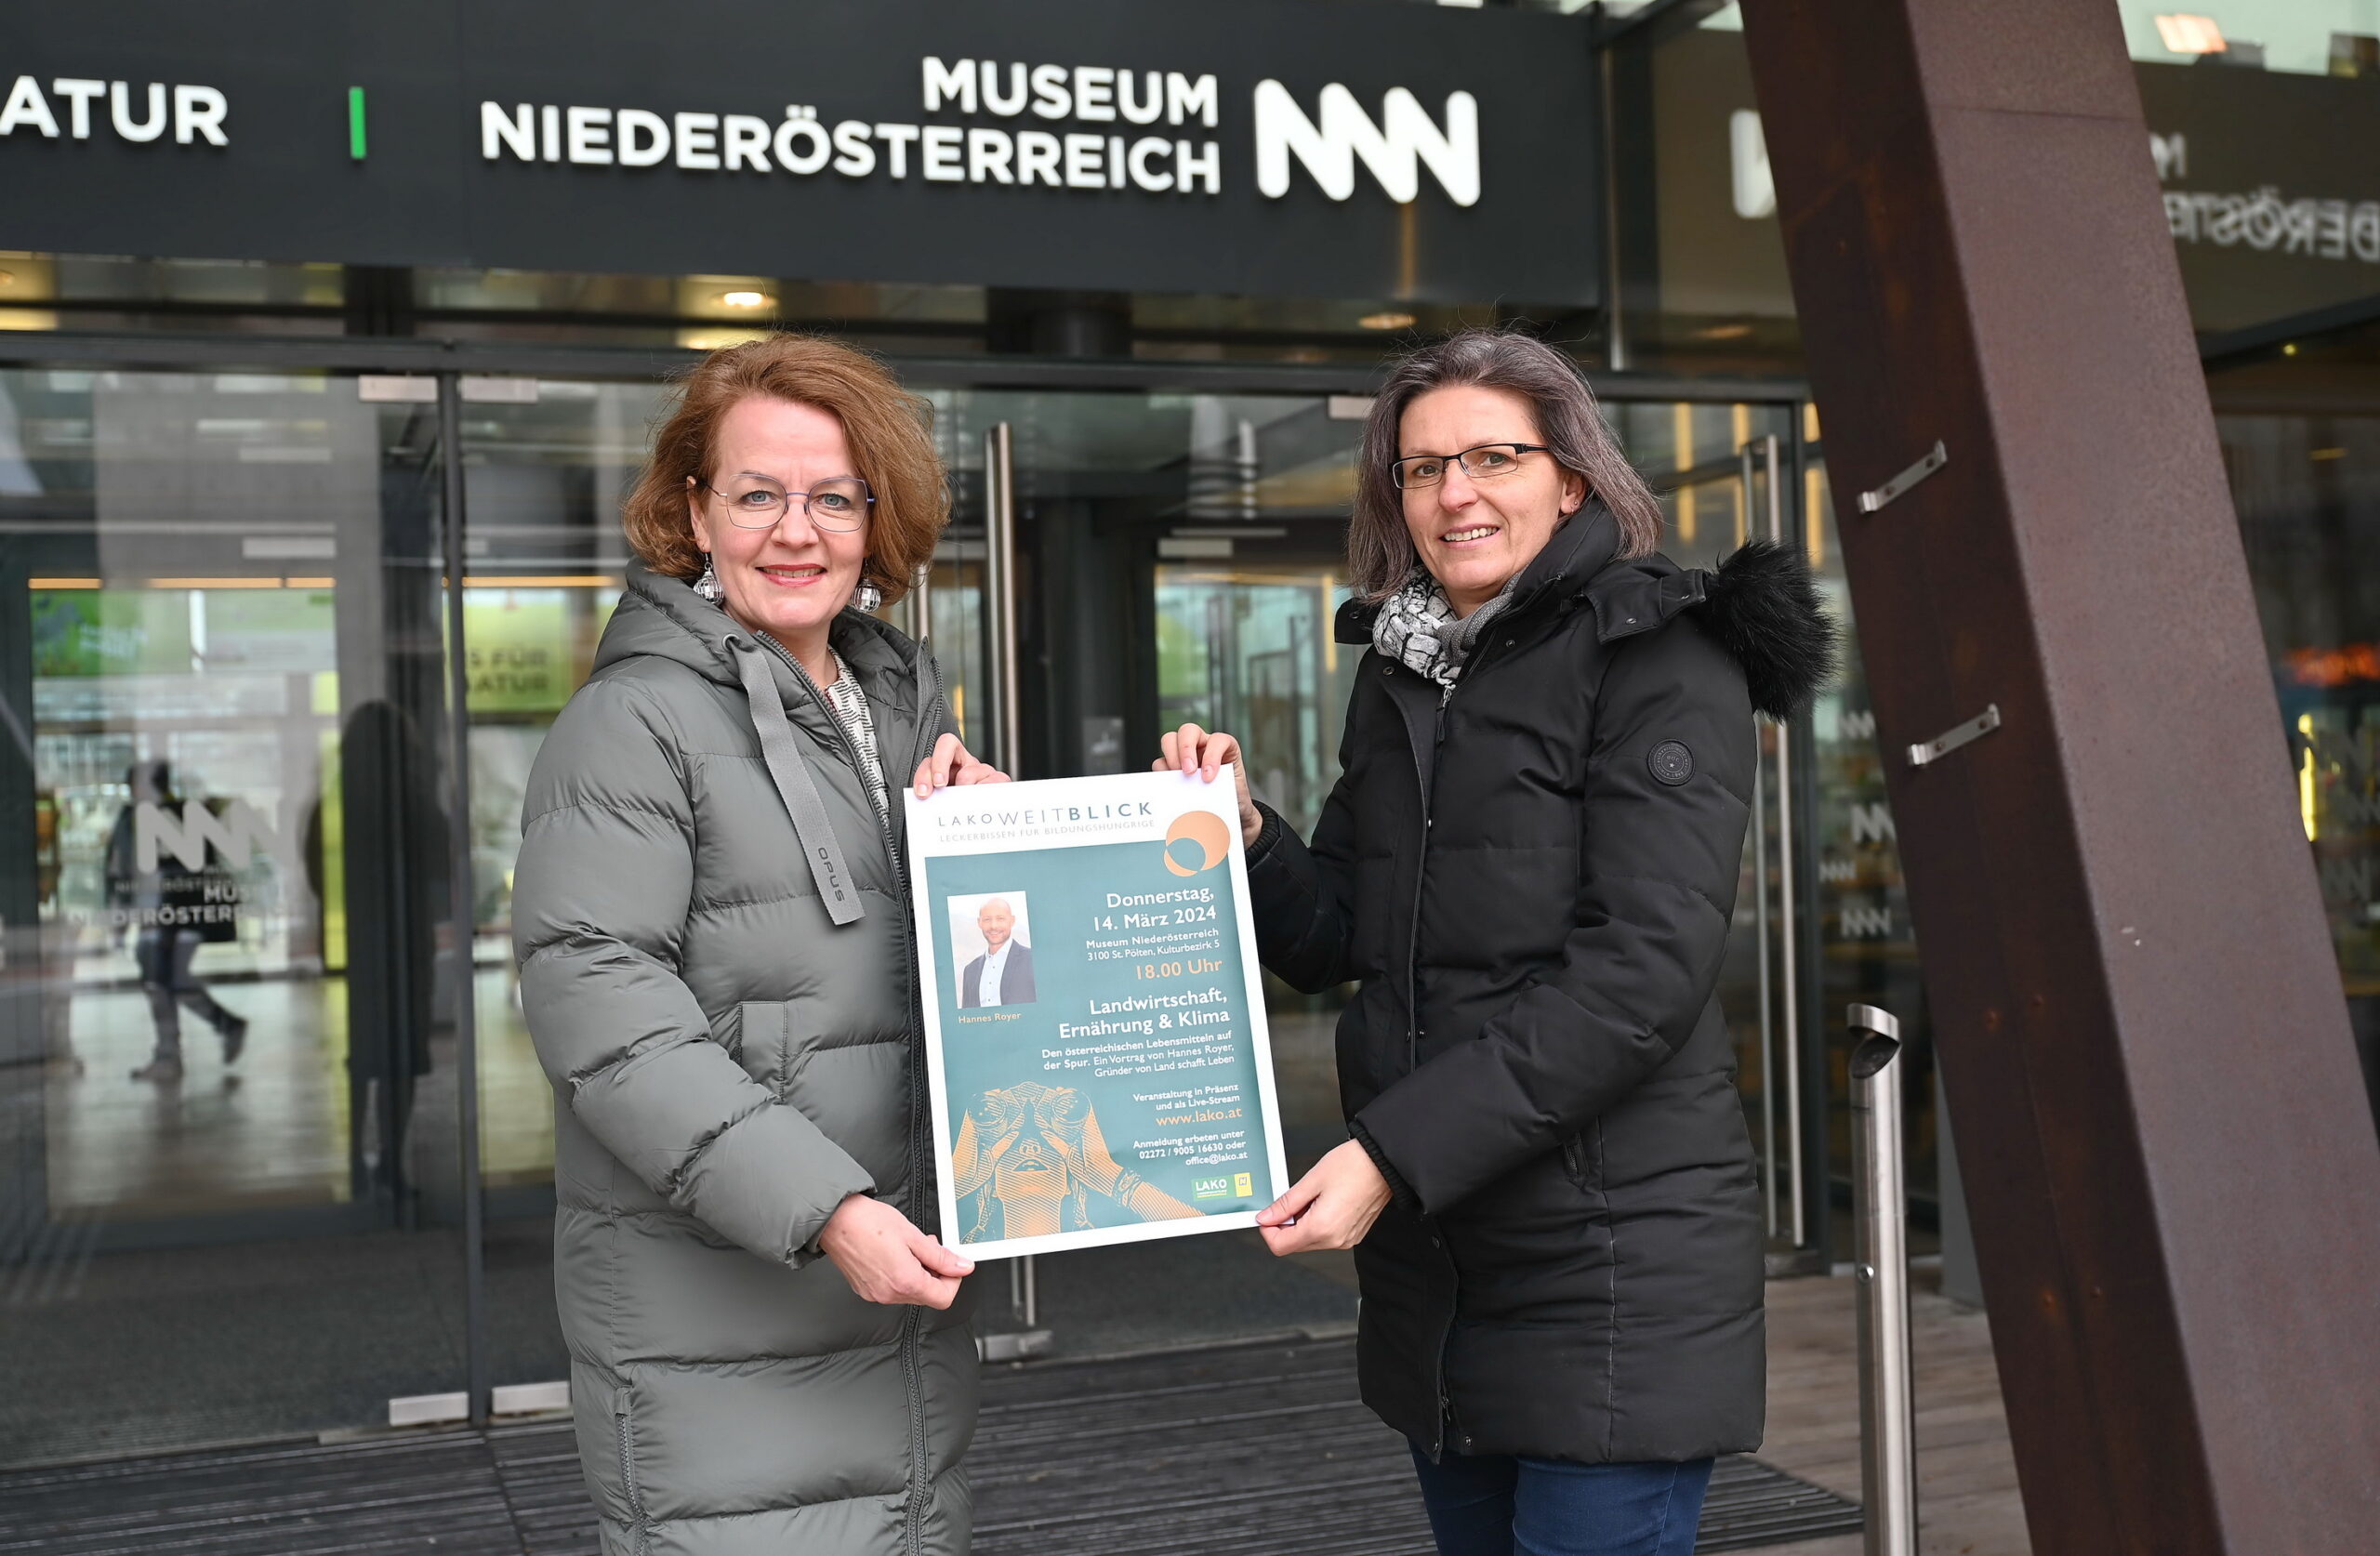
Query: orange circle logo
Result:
<box><xmin>1163</xmin><ymin>811</ymin><xmax>1232</xmax><ymax>877</ymax></box>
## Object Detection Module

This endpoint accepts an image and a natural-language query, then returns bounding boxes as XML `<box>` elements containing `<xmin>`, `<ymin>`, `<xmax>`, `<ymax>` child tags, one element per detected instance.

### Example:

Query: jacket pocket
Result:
<box><xmin>728</xmin><ymin>1000</ymin><xmax>793</xmax><ymax>1094</ymax></box>
<box><xmin>1559</xmin><ymin>1127</ymin><xmax>1601</xmax><ymax>1191</ymax></box>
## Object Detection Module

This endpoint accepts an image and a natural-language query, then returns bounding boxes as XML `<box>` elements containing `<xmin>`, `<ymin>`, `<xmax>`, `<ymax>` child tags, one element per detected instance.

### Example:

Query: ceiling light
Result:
<box><xmin>2282</xmin><ymin>342</ymin><xmax>2299</xmax><ymax>355</ymax></box>
<box><xmin>1693</xmin><ymin>323</ymin><xmax>1755</xmax><ymax>341</ymax></box>
<box><xmin>678</xmin><ymin>326</ymin><xmax>774</xmax><ymax>351</ymax></box>
<box><xmin>2154</xmin><ymin>14</ymin><xmax>2228</xmax><ymax>54</ymax></box>
<box><xmin>1358</xmin><ymin>310</ymin><xmax>1417</xmax><ymax>331</ymax></box>
<box><xmin>720</xmin><ymin>290</ymin><xmax>772</xmax><ymax>309</ymax></box>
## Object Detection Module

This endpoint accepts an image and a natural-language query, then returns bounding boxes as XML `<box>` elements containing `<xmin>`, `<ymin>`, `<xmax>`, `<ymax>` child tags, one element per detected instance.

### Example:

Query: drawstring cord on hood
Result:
<box><xmin>727</xmin><ymin>635</ymin><xmax>866</xmax><ymax>926</ymax></box>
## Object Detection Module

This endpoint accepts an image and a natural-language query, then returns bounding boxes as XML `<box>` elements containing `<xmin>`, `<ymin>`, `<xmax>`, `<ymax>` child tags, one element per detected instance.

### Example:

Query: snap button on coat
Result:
<box><xmin>1648</xmin><ymin>740</ymin><xmax>1696</xmax><ymax>786</ymax></box>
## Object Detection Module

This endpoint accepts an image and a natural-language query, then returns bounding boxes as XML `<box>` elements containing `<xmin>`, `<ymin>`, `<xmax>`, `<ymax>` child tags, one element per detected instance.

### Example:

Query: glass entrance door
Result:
<box><xmin>0</xmin><ymin>357</ymin><xmax>1849</xmax><ymax>1470</ymax></box>
<box><xmin>0</xmin><ymin>365</ymin><xmax>470</xmax><ymax>1461</ymax></box>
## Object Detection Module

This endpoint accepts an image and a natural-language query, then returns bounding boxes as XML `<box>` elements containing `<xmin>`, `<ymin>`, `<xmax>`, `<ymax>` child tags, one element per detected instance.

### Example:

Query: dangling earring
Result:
<box><xmin>852</xmin><ymin>577</ymin><xmax>884</xmax><ymax>613</ymax></box>
<box><xmin>693</xmin><ymin>554</ymin><xmax>722</xmax><ymax>602</ymax></box>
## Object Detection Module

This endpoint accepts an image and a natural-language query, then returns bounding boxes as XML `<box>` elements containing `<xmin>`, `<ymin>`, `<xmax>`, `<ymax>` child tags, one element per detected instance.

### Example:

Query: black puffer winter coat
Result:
<box><xmin>1246</xmin><ymin>506</ymin><xmax>1831</xmax><ymax>1466</ymax></box>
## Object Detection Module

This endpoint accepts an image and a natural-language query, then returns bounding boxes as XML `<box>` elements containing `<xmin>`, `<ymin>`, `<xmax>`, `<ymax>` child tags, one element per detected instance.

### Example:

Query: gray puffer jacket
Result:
<box><xmin>513</xmin><ymin>564</ymin><xmax>974</xmax><ymax>1556</ymax></box>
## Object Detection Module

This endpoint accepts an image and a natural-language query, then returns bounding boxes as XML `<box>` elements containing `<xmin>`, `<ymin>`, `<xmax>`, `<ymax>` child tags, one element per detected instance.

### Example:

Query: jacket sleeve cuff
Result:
<box><xmin>793</xmin><ymin>1185</ymin><xmax>874</xmax><ymax>1266</ymax></box>
<box><xmin>1245</xmin><ymin>799</ymin><xmax>1286</xmax><ymax>865</ymax></box>
<box><xmin>1348</xmin><ymin>1119</ymin><xmax>1421</xmax><ymax>1214</ymax></box>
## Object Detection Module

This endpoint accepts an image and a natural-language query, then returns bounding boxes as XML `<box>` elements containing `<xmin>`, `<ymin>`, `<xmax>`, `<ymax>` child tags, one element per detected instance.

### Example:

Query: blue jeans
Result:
<box><xmin>1408</xmin><ymin>1444</ymin><xmax>1714</xmax><ymax>1556</ymax></box>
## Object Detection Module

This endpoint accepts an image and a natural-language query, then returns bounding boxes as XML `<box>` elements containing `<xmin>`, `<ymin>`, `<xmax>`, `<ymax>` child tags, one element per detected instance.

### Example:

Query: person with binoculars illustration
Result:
<box><xmin>951</xmin><ymin>1080</ymin><xmax>1201</xmax><ymax>1242</ymax></box>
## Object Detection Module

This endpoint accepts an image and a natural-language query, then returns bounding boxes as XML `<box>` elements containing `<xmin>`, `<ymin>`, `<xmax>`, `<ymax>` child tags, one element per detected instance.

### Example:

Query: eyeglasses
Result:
<box><xmin>697</xmin><ymin>475</ymin><xmax>873</xmax><ymax>531</ymax></box>
<box><xmin>1390</xmin><ymin>442</ymin><xmax>1550</xmax><ymax>492</ymax></box>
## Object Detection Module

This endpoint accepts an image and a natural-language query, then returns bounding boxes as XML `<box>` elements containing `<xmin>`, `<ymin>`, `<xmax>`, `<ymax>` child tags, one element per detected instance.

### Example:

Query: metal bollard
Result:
<box><xmin>1012</xmin><ymin>1252</ymin><xmax>1038</xmax><ymax>1329</ymax></box>
<box><xmin>1847</xmin><ymin>1004</ymin><xmax>1917</xmax><ymax>1556</ymax></box>
<box><xmin>980</xmin><ymin>1257</ymin><xmax>1052</xmax><ymax>1363</ymax></box>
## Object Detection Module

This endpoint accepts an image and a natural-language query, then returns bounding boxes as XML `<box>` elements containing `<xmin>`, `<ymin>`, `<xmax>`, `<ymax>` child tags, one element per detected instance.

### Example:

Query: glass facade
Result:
<box><xmin>2217</xmin><ymin>393</ymin><xmax>2380</xmax><ymax>1114</ymax></box>
<box><xmin>5</xmin><ymin>0</ymin><xmax>2377</xmax><ymax>1469</ymax></box>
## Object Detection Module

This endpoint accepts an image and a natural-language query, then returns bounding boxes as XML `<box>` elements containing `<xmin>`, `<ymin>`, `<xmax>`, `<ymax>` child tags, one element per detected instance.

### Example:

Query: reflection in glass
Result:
<box><xmin>2115</xmin><ymin>0</ymin><xmax>2380</xmax><ymax>75</ymax></box>
<box><xmin>2223</xmin><ymin>402</ymin><xmax>2380</xmax><ymax>1130</ymax></box>
<box><xmin>1156</xmin><ymin>561</ymin><xmax>1358</xmax><ymax>1178</ymax></box>
<box><xmin>1156</xmin><ymin>566</ymin><xmax>1355</xmax><ymax>837</ymax></box>
<box><xmin>1803</xmin><ymin>465</ymin><xmax>1939</xmax><ymax>1251</ymax></box>
<box><xmin>0</xmin><ymin>367</ymin><xmax>469</xmax><ymax>1462</ymax></box>
<box><xmin>449</xmin><ymin>378</ymin><xmax>661</xmax><ymax>1201</ymax></box>
<box><xmin>1624</xmin><ymin>401</ymin><xmax>1835</xmax><ymax>1250</ymax></box>
<box><xmin>35</xmin><ymin>584</ymin><xmax>338</xmax><ymax>1201</ymax></box>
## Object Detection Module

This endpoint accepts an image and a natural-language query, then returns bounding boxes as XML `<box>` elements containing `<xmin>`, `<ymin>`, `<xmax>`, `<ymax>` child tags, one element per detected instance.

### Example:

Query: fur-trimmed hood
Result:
<box><xmin>1590</xmin><ymin>538</ymin><xmax>1839</xmax><ymax>719</ymax></box>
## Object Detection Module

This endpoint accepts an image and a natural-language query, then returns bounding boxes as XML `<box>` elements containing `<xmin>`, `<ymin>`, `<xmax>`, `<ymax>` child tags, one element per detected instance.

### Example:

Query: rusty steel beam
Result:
<box><xmin>1739</xmin><ymin>2</ymin><xmax>2380</xmax><ymax>1550</ymax></box>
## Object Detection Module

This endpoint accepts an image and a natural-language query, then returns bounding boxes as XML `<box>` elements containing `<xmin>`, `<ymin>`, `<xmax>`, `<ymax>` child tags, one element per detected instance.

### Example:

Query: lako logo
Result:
<box><xmin>480</xmin><ymin>56</ymin><xmax>1480</xmax><ymax>208</ymax></box>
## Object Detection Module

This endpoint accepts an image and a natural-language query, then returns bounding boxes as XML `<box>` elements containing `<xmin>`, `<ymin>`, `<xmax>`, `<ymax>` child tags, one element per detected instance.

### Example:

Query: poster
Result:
<box><xmin>906</xmin><ymin>768</ymin><xmax>1288</xmax><ymax>1260</ymax></box>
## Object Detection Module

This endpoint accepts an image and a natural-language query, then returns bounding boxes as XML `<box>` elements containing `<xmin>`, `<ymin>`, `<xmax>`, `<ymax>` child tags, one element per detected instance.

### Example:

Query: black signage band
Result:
<box><xmin>0</xmin><ymin>0</ymin><xmax>1599</xmax><ymax>306</ymax></box>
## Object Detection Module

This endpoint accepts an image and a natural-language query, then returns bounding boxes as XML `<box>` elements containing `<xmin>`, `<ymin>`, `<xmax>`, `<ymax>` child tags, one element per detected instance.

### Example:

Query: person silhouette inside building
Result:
<box><xmin>106</xmin><ymin>759</ymin><xmax>247</xmax><ymax>1082</ymax></box>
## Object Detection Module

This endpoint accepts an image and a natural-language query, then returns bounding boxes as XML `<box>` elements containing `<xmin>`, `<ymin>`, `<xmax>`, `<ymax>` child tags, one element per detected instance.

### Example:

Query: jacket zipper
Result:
<box><xmin>1391</xmin><ymin>661</ymin><xmax>1447</xmax><ymax>1455</ymax></box>
<box><xmin>1394</xmin><ymin>616</ymin><xmax>1532</xmax><ymax>1460</ymax></box>
<box><xmin>1398</xmin><ymin>619</ymin><xmax>1522</xmax><ymax>1070</ymax></box>
<box><xmin>894</xmin><ymin>648</ymin><xmax>941</xmax><ymax>1556</ymax></box>
<box><xmin>613</xmin><ymin>1386</ymin><xmax>649</xmax><ymax>1553</ymax></box>
<box><xmin>752</xmin><ymin>627</ymin><xmax>945</xmax><ymax>1556</ymax></box>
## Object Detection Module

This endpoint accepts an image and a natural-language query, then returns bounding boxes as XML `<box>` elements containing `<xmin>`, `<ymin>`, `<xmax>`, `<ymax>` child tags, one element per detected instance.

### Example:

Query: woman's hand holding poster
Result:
<box><xmin>906</xmin><ymin>768</ymin><xmax>1288</xmax><ymax>1259</ymax></box>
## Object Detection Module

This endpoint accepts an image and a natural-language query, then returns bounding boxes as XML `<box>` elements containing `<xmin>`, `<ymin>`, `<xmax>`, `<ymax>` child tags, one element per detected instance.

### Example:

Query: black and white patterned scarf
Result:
<box><xmin>1369</xmin><ymin>572</ymin><xmax>1521</xmax><ymax>702</ymax></box>
<box><xmin>825</xmin><ymin>649</ymin><xmax>890</xmax><ymax>824</ymax></box>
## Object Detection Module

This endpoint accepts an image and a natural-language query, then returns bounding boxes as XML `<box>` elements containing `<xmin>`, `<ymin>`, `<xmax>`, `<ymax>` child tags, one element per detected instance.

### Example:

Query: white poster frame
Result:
<box><xmin>906</xmin><ymin>766</ymin><xmax>1288</xmax><ymax>1262</ymax></box>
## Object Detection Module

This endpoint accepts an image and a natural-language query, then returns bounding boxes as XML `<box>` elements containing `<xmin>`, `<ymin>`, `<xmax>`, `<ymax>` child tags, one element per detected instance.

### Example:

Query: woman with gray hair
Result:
<box><xmin>1160</xmin><ymin>329</ymin><xmax>1832</xmax><ymax>1555</ymax></box>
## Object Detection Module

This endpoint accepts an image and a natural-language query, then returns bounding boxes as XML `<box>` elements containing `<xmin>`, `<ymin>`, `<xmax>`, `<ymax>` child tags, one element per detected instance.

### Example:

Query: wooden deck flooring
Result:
<box><xmin>1753</xmin><ymin>1271</ymin><xmax>2031</xmax><ymax>1556</ymax></box>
